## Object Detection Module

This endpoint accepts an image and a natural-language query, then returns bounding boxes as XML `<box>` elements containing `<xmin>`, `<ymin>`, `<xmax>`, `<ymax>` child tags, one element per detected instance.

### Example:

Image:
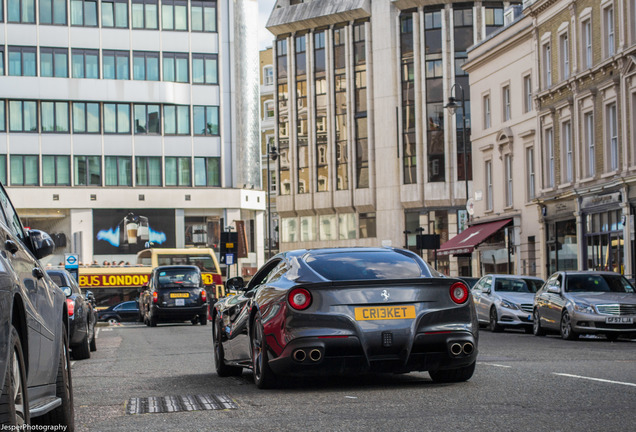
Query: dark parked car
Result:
<box><xmin>0</xmin><ymin>182</ymin><xmax>74</xmax><ymax>428</ymax></box>
<box><xmin>212</xmin><ymin>247</ymin><xmax>478</xmax><ymax>389</ymax></box>
<box><xmin>140</xmin><ymin>265</ymin><xmax>208</xmax><ymax>327</ymax></box>
<box><xmin>98</xmin><ymin>301</ymin><xmax>140</xmax><ymax>324</ymax></box>
<box><xmin>47</xmin><ymin>269</ymin><xmax>97</xmax><ymax>360</ymax></box>
<box><xmin>534</xmin><ymin>271</ymin><xmax>636</xmax><ymax>340</ymax></box>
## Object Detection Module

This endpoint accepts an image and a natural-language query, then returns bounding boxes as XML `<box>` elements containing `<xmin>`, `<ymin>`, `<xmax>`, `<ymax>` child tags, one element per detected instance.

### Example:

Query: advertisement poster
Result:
<box><xmin>93</xmin><ymin>209</ymin><xmax>176</xmax><ymax>254</ymax></box>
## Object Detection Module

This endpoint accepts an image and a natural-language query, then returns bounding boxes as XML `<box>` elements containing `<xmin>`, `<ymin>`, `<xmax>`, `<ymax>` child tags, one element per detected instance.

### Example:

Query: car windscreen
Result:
<box><xmin>157</xmin><ymin>269</ymin><xmax>200</xmax><ymax>288</ymax></box>
<box><xmin>494</xmin><ymin>278</ymin><xmax>541</xmax><ymax>293</ymax></box>
<box><xmin>566</xmin><ymin>274</ymin><xmax>635</xmax><ymax>293</ymax></box>
<box><xmin>304</xmin><ymin>251</ymin><xmax>426</xmax><ymax>281</ymax></box>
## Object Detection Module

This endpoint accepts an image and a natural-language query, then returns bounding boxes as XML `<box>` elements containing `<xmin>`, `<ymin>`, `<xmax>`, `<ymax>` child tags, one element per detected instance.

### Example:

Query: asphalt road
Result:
<box><xmin>72</xmin><ymin>323</ymin><xmax>636</xmax><ymax>432</ymax></box>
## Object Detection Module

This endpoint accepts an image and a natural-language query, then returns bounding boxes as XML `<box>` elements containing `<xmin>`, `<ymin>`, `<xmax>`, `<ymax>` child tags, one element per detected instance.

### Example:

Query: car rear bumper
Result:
<box><xmin>152</xmin><ymin>305</ymin><xmax>207</xmax><ymax>321</ymax></box>
<box><xmin>267</xmin><ymin>331</ymin><xmax>477</xmax><ymax>376</ymax></box>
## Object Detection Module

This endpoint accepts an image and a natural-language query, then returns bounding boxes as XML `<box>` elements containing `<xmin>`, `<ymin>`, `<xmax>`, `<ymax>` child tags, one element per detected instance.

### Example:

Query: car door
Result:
<box><xmin>118</xmin><ymin>301</ymin><xmax>139</xmax><ymax>321</ymax></box>
<box><xmin>541</xmin><ymin>274</ymin><xmax>565</xmax><ymax>329</ymax></box>
<box><xmin>476</xmin><ymin>276</ymin><xmax>493</xmax><ymax>321</ymax></box>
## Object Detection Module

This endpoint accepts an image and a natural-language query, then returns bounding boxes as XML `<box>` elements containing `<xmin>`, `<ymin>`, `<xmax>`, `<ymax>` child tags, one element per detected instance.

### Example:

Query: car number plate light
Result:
<box><xmin>354</xmin><ymin>305</ymin><xmax>416</xmax><ymax>321</ymax></box>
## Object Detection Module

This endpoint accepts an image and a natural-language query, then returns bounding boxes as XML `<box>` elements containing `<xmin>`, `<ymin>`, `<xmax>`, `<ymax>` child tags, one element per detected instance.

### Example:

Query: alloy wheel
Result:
<box><xmin>12</xmin><ymin>348</ymin><xmax>26</xmax><ymax>424</ymax></box>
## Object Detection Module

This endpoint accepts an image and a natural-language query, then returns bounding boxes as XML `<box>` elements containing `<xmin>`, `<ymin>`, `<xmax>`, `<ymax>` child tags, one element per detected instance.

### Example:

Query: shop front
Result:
<box><xmin>543</xmin><ymin>200</ymin><xmax>578</xmax><ymax>276</ymax></box>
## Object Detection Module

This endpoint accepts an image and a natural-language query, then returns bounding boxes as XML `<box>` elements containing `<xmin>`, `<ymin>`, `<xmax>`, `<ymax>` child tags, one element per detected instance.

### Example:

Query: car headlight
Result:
<box><xmin>573</xmin><ymin>303</ymin><xmax>595</xmax><ymax>314</ymax></box>
<box><xmin>500</xmin><ymin>299</ymin><xmax>519</xmax><ymax>310</ymax></box>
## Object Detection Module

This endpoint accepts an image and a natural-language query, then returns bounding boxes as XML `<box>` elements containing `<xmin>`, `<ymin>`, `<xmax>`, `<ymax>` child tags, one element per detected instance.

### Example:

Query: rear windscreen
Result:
<box><xmin>157</xmin><ymin>254</ymin><xmax>217</xmax><ymax>272</ymax></box>
<box><xmin>157</xmin><ymin>269</ymin><xmax>201</xmax><ymax>287</ymax></box>
<box><xmin>304</xmin><ymin>251</ymin><xmax>426</xmax><ymax>281</ymax></box>
<box><xmin>49</xmin><ymin>274</ymin><xmax>65</xmax><ymax>286</ymax></box>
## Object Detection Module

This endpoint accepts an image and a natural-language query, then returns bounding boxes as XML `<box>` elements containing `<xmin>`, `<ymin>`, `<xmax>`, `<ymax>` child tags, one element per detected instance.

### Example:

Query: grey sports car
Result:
<box><xmin>211</xmin><ymin>247</ymin><xmax>478</xmax><ymax>389</ymax></box>
<box><xmin>533</xmin><ymin>271</ymin><xmax>636</xmax><ymax>340</ymax></box>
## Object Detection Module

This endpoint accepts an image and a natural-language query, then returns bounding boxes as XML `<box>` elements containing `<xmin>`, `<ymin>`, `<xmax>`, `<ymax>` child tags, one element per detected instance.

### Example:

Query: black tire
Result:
<box><xmin>199</xmin><ymin>314</ymin><xmax>208</xmax><ymax>326</ymax></box>
<box><xmin>36</xmin><ymin>330</ymin><xmax>74</xmax><ymax>431</ymax></box>
<box><xmin>213</xmin><ymin>320</ymin><xmax>242</xmax><ymax>377</ymax></box>
<box><xmin>524</xmin><ymin>326</ymin><xmax>533</xmax><ymax>334</ymax></box>
<box><xmin>560</xmin><ymin>311</ymin><xmax>579</xmax><ymax>340</ymax></box>
<box><xmin>533</xmin><ymin>309</ymin><xmax>546</xmax><ymax>336</ymax></box>
<box><xmin>72</xmin><ymin>324</ymin><xmax>91</xmax><ymax>360</ymax></box>
<box><xmin>149</xmin><ymin>310</ymin><xmax>157</xmax><ymax>327</ymax></box>
<box><xmin>107</xmin><ymin>317</ymin><xmax>119</xmax><ymax>325</ymax></box>
<box><xmin>89</xmin><ymin>325</ymin><xmax>97</xmax><ymax>352</ymax></box>
<box><xmin>191</xmin><ymin>317</ymin><xmax>198</xmax><ymax>325</ymax></box>
<box><xmin>489</xmin><ymin>308</ymin><xmax>503</xmax><ymax>333</ymax></box>
<box><xmin>0</xmin><ymin>325</ymin><xmax>29</xmax><ymax>425</ymax></box>
<box><xmin>251</xmin><ymin>312</ymin><xmax>277</xmax><ymax>389</ymax></box>
<box><xmin>429</xmin><ymin>361</ymin><xmax>476</xmax><ymax>383</ymax></box>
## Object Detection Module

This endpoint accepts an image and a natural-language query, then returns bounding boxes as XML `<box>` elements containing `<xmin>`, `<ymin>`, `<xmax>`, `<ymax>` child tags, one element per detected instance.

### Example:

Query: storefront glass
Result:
<box><xmin>585</xmin><ymin>210</ymin><xmax>624</xmax><ymax>274</ymax></box>
<box><xmin>547</xmin><ymin>219</ymin><xmax>577</xmax><ymax>274</ymax></box>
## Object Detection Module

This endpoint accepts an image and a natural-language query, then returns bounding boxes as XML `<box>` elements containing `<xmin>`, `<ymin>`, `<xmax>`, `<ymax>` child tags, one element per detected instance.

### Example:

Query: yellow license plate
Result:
<box><xmin>354</xmin><ymin>305</ymin><xmax>416</xmax><ymax>321</ymax></box>
<box><xmin>170</xmin><ymin>292</ymin><xmax>190</xmax><ymax>298</ymax></box>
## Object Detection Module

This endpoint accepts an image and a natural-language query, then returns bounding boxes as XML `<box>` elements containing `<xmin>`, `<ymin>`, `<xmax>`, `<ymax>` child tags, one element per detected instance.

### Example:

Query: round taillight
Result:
<box><xmin>450</xmin><ymin>282</ymin><xmax>469</xmax><ymax>304</ymax></box>
<box><xmin>288</xmin><ymin>288</ymin><xmax>312</xmax><ymax>310</ymax></box>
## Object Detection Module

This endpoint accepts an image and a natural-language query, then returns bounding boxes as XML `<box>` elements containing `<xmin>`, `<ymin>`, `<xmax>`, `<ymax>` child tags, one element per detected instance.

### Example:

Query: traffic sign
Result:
<box><xmin>65</xmin><ymin>253</ymin><xmax>79</xmax><ymax>269</ymax></box>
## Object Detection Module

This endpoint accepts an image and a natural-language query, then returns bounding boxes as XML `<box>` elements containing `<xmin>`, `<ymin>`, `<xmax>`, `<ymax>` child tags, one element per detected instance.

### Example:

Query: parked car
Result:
<box><xmin>472</xmin><ymin>274</ymin><xmax>545</xmax><ymax>333</ymax></box>
<box><xmin>140</xmin><ymin>265</ymin><xmax>208</xmax><ymax>327</ymax></box>
<box><xmin>0</xmin><ymin>182</ymin><xmax>74</xmax><ymax>428</ymax></box>
<box><xmin>533</xmin><ymin>271</ymin><xmax>636</xmax><ymax>340</ymax></box>
<box><xmin>47</xmin><ymin>269</ymin><xmax>97</xmax><ymax>360</ymax></box>
<box><xmin>98</xmin><ymin>301</ymin><xmax>141</xmax><ymax>324</ymax></box>
<box><xmin>212</xmin><ymin>247</ymin><xmax>478</xmax><ymax>389</ymax></box>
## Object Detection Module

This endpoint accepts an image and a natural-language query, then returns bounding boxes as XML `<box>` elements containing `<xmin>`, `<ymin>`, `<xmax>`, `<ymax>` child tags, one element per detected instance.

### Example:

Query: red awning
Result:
<box><xmin>437</xmin><ymin>219</ymin><xmax>512</xmax><ymax>256</ymax></box>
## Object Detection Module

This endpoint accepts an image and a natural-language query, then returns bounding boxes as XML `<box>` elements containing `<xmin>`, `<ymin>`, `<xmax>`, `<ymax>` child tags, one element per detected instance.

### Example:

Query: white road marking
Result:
<box><xmin>101</xmin><ymin>328</ymin><xmax>113</xmax><ymax>332</ymax></box>
<box><xmin>95</xmin><ymin>328</ymin><xmax>100</xmax><ymax>339</ymax></box>
<box><xmin>478</xmin><ymin>362</ymin><xmax>512</xmax><ymax>368</ymax></box>
<box><xmin>553</xmin><ymin>373</ymin><xmax>636</xmax><ymax>388</ymax></box>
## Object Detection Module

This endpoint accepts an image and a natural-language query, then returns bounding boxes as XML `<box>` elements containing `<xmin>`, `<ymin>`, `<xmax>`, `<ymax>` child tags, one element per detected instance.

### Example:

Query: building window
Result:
<box><xmin>334</xmin><ymin>26</ymin><xmax>348</xmax><ymax>190</ymax></box>
<box><xmin>545</xmin><ymin>127</ymin><xmax>554</xmax><ymax>188</ymax></box>
<box><xmin>8</xmin><ymin>47</ymin><xmax>36</xmax><ymax>77</ymax></box>
<box><xmin>338</xmin><ymin>213</ymin><xmax>356</xmax><ymax>240</ymax></box>
<box><xmin>358</xmin><ymin>213</ymin><xmax>376</xmax><ymax>238</ymax></box>
<box><xmin>102</xmin><ymin>0</ymin><xmax>128</xmax><ymax>28</ymax></box>
<box><xmin>8</xmin><ymin>0</ymin><xmax>35</xmax><ymax>23</ymax></box>
<box><xmin>163</xmin><ymin>105</ymin><xmax>190</xmax><ymax>135</ymax></box>
<box><xmin>505</xmin><ymin>154</ymin><xmax>513</xmax><ymax>207</ymax></box>
<box><xmin>72</xmin><ymin>49</ymin><xmax>99</xmax><ymax>79</ymax></box>
<box><xmin>102</xmin><ymin>50</ymin><xmax>130</xmax><ymax>80</ymax></box>
<box><xmin>485</xmin><ymin>160</ymin><xmax>493</xmax><ymax>210</ymax></box>
<box><xmin>485</xmin><ymin>6</ymin><xmax>504</xmax><ymax>36</ymax></box>
<box><xmin>103</xmin><ymin>103</ymin><xmax>131</xmax><ymax>134</ymax></box>
<box><xmin>401</xmin><ymin>13</ymin><xmax>416</xmax><ymax>185</ymax></box>
<box><xmin>132</xmin><ymin>51</ymin><xmax>159</xmax><ymax>81</ymax></box>
<box><xmin>8</xmin><ymin>100</ymin><xmax>37</xmax><ymax>132</ymax></box>
<box><xmin>192</xmin><ymin>54</ymin><xmax>217</xmax><ymax>84</ymax></box>
<box><xmin>502</xmin><ymin>85</ymin><xmax>511</xmax><ymax>121</ymax></box>
<box><xmin>135</xmin><ymin>156</ymin><xmax>162</xmax><ymax>186</ymax></box>
<box><xmin>483</xmin><ymin>95</ymin><xmax>491</xmax><ymax>128</ymax></box>
<box><xmin>0</xmin><ymin>47</ymin><xmax>4</xmax><ymax>75</ymax></box>
<box><xmin>523</xmin><ymin>75</ymin><xmax>532</xmax><ymax>113</ymax></box>
<box><xmin>74</xmin><ymin>155</ymin><xmax>101</xmax><ymax>186</ymax></box>
<box><xmin>162</xmin><ymin>0</ymin><xmax>187</xmax><ymax>31</ymax></box>
<box><xmin>105</xmin><ymin>156</ymin><xmax>132</xmax><ymax>186</ymax></box>
<box><xmin>559</xmin><ymin>32</ymin><xmax>569</xmax><ymax>80</ymax></box>
<box><xmin>543</xmin><ymin>42</ymin><xmax>551</xmax><ymax>88</ymax></box>
<box><xmin>563</xmin><ymin>121</ymin><xmax>573</xmax><ymax>183</ymax></box>
<box><xmin>193</xmin><ymin>105</ymin><xmax>219</xmax><ymax>136</ymax></box>
<box><xmin>190</xmin><ymin>0</ymin><xmax>216</xmax><ymax>32</ymax></box>
<box><xmin>42</xmin><ymin>155</ymin><xmax>70</xmax><ymax>186</ymax></box>
<box><xmin>0</xmin><ymin>156</ymin><xmax>6</xmax><ymax>185</ymax></box>
<box><xmin>72</xmin><ymin>102</ymin><xmax>100</xmax><ymax>133</ymax></box>
<box><xmin>70</xmin><ymin>0</ymin><xmax>97</xmax><ymax>26</ymax></box>
<box><xmin>604</xmin><ymin>5</ymin><xmax>615</xmax><ymax>57</ymax></box>
<box><xmin>132</xmin><ymin>0</ymin><xmax>158</xmax><ymax>29</ymax></box>
<box><xmin>163</xmin><ymin>52</ymin><xmax>189</xmax><ymax>83</ymax></box>
<box><xmin>585</xmin><ymin>112</ymin><xmax>595</xmax><ymax>177</ymax></box>
<box><xmin>263</xmin><ymin>100</ymin><xmax>274</xmax><ymax>119</ymax></box>
<box><xmin>41</xmin><ymin>101</ymin><xmax>69</xmax><ymax>133</ymax></box>
<box><xmin>263</xmin><ymin>65</ymin><xmax>273</xmax><ymax>86</ymax></box>
<box><xmin>10</xmin><ymin>155</ymin><xmax>38</xmax><ymax>186</ymax></box>
<box><xmin>0</xmin><ymin>101</ymin><xmax>5</xmax><ymax>131</ymax></box>
<box><xmin>40</xmin><ymin>47</ymin><xmax>68</xmax><ymax>77</ymax></box>
<box><xmin>607</xmin><ymin>103</ymin><xmax>618</xmax><ymax>171</ymax></box>
<box><xmin>165</xmin><ymin>157</ymin><xmax>191</xmax><ymax>186</ymax></box>
<box><xmin>526</xmin><ymin>147</ymin><xmax>535</xmax><ymax>200</ymax></box>
<box><xmin>582</xmin><ymin>19</ymin><xmax>592</xmax><ymax>69</ymax></box>
<box><xmin>194</xmin><ymin>157</ymin><xmax>220</xmax><ymax>187</ymax></box>
<box><xmin>39</xmin><ymin>0</ymin><xmax>67</xmax><ymax>25</ymax></box>
<box><xmin>133</xmin><ymin>104</ymin><xmax>160</xmax><ymax>134</ymax></box>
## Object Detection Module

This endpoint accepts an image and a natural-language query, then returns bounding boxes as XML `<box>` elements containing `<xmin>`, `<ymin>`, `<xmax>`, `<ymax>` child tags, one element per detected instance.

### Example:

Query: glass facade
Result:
<box><xmin>425</xmin><ymin>8</ymin><xmax>444</xmax><ymax>182</ymax></box>
<box><xmin>401</xmin><ymin>13</ymin><xmax>416</xmax><ymax>184</ymax></box>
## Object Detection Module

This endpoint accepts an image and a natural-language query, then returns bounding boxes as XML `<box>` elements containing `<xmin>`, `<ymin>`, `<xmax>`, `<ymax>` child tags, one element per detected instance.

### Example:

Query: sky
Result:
<box><xmin>258</xmin><ymin>0</ymin><xmax>276</xmax><ymax>50</ymax></box>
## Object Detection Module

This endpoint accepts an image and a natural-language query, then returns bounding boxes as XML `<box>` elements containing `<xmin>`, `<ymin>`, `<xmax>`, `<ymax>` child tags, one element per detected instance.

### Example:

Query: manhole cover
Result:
<box><xmin>126</xmin><ymin>394</ymin><xmax>238</xmax><ymax>415</ymax></box>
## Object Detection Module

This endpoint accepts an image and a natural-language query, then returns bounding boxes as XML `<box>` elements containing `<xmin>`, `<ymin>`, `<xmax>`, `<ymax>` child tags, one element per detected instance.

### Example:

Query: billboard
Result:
<box><xmin>93</xmin><ymin>209</ymin><xmax>176</xmax><ymax>254</ymax></box>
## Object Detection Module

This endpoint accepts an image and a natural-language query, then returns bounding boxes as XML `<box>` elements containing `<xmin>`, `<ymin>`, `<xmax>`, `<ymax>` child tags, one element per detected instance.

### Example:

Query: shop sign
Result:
<box><xmin>581</xmin><ymin>192</ymin><xmax>621</xmax><ymax>210</ymax></box>
<box><xmin>79</xmin><ymin>273</ymin><xmax>150</xmax><ymax>288</ymax></box>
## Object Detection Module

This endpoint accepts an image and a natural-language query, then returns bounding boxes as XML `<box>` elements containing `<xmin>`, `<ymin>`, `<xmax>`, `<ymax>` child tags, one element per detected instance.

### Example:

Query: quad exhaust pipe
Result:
<box><xmin>450</xmin><ymin>343</ymin><xmax>463</xmax><ymax>356</ymax></box>
<box><xmin>292</xmin><ymin>348</ymin><xmax>323</xmax><ymax>362</ymax></box>
<box><xmin>449</xmin><ymin>342</ymin><xmax>474</xmax><ymax>357</ymax></box>
<box><xmin>462</xmin><ymin>342</ymin><xmax>474</xmax><ymax>355</ymax></box>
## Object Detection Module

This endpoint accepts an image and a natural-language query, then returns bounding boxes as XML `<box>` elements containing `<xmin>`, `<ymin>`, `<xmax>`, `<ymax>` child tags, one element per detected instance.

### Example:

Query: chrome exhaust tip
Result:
<box><xmin>462</xmin><ymin>342</ymin><xmax>474</xmax><ymax>355</ymax></box>
<box><xmin>293</xmin><ymin>349</ymin><xmax>306</xmax><ymax>362</ymax></box>
<box><xmin>309</xmin><ymin>349</ymin><xmax>322</xmax><ymax>362</ymax></box>
<box><xmin>450</xmin><ymin>343</ymin><xmax>463</xmax><ymax>356</ymax></box>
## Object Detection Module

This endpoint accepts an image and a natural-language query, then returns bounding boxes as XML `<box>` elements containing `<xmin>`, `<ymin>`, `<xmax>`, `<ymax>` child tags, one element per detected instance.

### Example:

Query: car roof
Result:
<box><xmin>484</xmin><ymin>274</ymin><xmax>544</xmax><ymax>280</ymax></box>
<box><xmin>153</xmin><ymin>265</ymin><xmax>200</xmax><ymax>272</ymax></box>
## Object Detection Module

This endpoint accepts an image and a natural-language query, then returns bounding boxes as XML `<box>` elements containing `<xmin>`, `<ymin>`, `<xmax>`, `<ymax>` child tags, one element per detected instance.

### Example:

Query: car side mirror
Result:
<box><xmin>226</xmin><ymin>276</ymin><xmax>245</xmax><ymax>291</ymax></box>
<box><xmin>62</xmin><ymin>286</ymin><xmax>72</xmax><ymax>297</ymax></box>
<box><xmin>547</xmin><ymin>285</ymin><xmax>560</xmax><ymax>294</ymax></box>
<box><xmin>28</xmin><ymin>229</ymin><xmax>55</xmax><ymax>259</ymax></box>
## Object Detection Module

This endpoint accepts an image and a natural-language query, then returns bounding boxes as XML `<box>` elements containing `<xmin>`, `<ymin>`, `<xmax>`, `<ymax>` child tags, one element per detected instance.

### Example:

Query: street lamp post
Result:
<box><xmin>266</xmin><ymin>140</ymin><xmax>278</xmax><ymax>259</ymax></box>
<box><xmin>444</xmin><ymin>83</ymin><xmax>469</xmax><ymax>203</ymax></box>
